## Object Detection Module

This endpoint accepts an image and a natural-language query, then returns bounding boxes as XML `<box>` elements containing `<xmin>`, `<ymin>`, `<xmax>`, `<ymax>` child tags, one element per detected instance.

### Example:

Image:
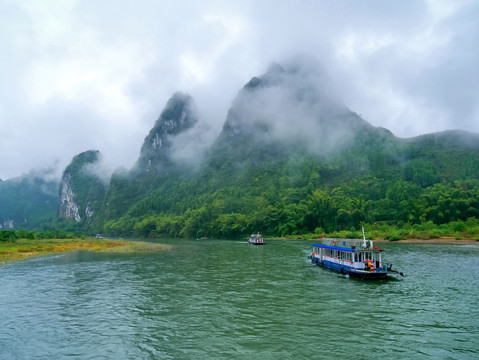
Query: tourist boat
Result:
<box><xmin>309</xmin><ymin>229</ymin><xmax>403</xmax><ymax>279</ymax></box>
<box><xmin>248</xmin><ymin>232</ymin><xmax>264</xmax><ymax>245</ymax></box>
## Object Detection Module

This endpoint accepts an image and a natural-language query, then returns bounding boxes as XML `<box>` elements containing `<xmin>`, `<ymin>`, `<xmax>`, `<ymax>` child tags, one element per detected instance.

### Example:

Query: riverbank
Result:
<box><xmin>374</xmin><ymin>238</ymin><xmax>479</xmax><ymax>245</ymax></box>
<box><xmin>274</xmin><ymin>235</ymin><xmax>479</xmax><ymax>245</ymax></box>
<box><xmin>0</xmin><ymin>238</ymin><xmax>172</xmax><ymax>264</ymax></box>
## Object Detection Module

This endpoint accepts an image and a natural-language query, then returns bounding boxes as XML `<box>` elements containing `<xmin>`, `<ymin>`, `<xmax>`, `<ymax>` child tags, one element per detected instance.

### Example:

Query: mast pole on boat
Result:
<box><xmin>362</xmin><ymin>226</ymin><xmax>367</xmax><ymax>248</ymax></box>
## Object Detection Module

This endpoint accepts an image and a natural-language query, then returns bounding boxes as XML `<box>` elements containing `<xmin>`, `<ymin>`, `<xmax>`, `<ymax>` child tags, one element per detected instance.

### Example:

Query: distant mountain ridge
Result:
<box><xmin>407</xmin><ymin>129</ymin><xmax>479</xmax><ymax>150</ymax></box>
<box><xmin>0</xmin><ymin>172</ymin><xmax>58</xmax><ymax>230</ymax></box>
<box><xmin>1</xmin><ymin>58</ymin><xmax>478</xmax><ymax>235</ymax></box>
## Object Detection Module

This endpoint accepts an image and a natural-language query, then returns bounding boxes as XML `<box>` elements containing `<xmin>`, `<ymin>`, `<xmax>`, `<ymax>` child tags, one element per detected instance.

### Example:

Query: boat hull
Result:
<box><xmin>346</xmin><ymin>269</ymin><xmax>389</xmax><ymax>280</ymax></box>
<box><xmin>249</xmin><ymin>242</ymin><xmax>264</xmax><ymax>245</ymax></box>
<box><xmin>310</xmin><ymin>256</ymin><xmax>389</xmax><ymax>280</ymax></box>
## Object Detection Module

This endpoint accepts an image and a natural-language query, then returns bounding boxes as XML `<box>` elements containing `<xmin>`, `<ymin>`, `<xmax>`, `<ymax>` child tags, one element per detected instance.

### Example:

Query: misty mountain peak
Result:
<box><xmin>244</xmin><ymin>62</ymin><xmax>286</xmax><ymax>90</ymax></box>
<box><xmin>221</xmin><ymin>57</ymin><xmax>372</xmax><ymax>152</ymax></box>
<box><xmin>266</xmin><ymin>62</ymin><xmax>285</xmax><ymax>75</ymax></box>
<box><xmin>263</xmin><ymin>62</ymin><xmax>286</xmax><ymax>84</ymax></box>
<box><xmin>136</xmin><ymin>92</ymin><xmax>199</xmax><ymax>174</ymax></box>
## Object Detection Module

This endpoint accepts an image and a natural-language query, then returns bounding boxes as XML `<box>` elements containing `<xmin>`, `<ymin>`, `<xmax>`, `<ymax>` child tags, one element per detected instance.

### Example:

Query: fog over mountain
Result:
<box><xmin>1</xmin><ymin>0</ymin><xmax>478</xmax><ymax>180</ymax></box>
<box><xmin>2</xmin><ymin>57</ymin><xmax>478</xmax><ymax>233</ymax></box>
<box><xmin>221</xmin><ymin>58</ymin><xmax>376</xmax><ymax>155</ymax></box>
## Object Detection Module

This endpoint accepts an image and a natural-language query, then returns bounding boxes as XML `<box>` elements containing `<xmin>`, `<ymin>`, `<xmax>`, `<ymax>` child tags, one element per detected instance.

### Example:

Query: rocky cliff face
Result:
<box><xmin>57</xmin><ymin>172</ymin><xmax>81</xmax><ymax>222</ymax></box>
<box><xmin>135</xmin><ymin>92</ymin><xmax>199</xmax><ymax>174</ymax></box>
<box><xmin>1</xmin><ymin>218</ymin><xmax>15</xmax><ymax>229</ymax></box>
<box><xmin>56</xmin><ymin>150</ymin><xmax>106</xmax><ymax>226</ymax></box>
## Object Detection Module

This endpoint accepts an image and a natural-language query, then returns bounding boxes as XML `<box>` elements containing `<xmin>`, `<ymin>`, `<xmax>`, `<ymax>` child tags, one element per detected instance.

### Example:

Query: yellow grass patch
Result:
<box><xmin>0</xmin><ymin>238</ymin><xmax>172</xmax><ymax>264</ymax></box>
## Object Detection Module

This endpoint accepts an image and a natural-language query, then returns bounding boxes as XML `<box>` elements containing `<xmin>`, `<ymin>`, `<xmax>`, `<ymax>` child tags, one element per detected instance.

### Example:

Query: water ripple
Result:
<box><xmin>1</xmin><ymin>242</ymin><xmax>478</xmax><ymax>359</ymax></box>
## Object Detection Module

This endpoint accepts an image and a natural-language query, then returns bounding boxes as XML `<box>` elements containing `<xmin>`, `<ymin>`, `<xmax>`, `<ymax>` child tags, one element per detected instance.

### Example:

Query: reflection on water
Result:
<box><xmin>1</xmin><ymin>240</ymin><xmax>478</xmax><ymax>359</ymax></box>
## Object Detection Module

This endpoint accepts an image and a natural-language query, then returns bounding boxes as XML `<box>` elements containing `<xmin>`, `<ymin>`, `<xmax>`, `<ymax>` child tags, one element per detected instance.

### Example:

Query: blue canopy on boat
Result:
<box><xmin>312</xmin><ymin>244</ymin><xmax>355</xmax><ymax>252</ymax></box>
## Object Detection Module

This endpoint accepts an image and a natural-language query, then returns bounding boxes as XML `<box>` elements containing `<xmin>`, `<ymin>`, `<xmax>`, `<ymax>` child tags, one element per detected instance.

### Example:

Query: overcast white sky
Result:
<box><xmin>1</xmin><ymin>0</ymin><xmax>478</xmax><ymax>180</ymax></box>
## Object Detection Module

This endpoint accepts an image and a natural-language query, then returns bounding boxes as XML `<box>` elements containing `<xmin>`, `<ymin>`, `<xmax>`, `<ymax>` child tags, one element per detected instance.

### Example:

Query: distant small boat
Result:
<box><xmin>248</xmin><ymin>232</ymin><xmax>264</xmax><ymax>245</ymax></box>
<box><xmin>309</xmin><ymin>227</ymin><xmax>403</xmax><ymax>280</ymax></box>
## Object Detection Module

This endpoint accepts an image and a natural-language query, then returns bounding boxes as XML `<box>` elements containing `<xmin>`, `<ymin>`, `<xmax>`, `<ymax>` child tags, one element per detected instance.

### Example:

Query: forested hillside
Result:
<box><xmin>98</xmin><ymin>60</ymin><xmax>479</xmax><ymax>239</ymax></box>
<box><xmin>1</xmin><ymin>59</ymin><xmax>478</xmax><ymax>239</ymax></box>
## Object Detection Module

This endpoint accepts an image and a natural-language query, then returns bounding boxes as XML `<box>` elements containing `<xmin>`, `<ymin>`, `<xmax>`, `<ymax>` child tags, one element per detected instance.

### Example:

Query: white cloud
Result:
<box><xmin>178</xmin><ymin>11</ymin><xmax>248</xmax><ymax>86</ymax></box>
<box><xmin>0</xmin><ymin>0</ymin><xmax>478</xmax><ymax>180</ymax></box>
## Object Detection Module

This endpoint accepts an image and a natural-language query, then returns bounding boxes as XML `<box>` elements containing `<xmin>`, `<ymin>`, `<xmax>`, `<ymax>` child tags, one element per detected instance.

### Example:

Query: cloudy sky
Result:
<box><xmin>1</xmin><ymin>0</ymin><xmax>478</xmax><ymax>180</ymax></box>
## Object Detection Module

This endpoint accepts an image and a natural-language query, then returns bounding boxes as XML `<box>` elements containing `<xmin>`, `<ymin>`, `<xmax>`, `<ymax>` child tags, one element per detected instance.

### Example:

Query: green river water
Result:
<box><xmin>1</xmin><ymin>239</ymin><xmax>478</xmax><ymax>359</ymax></box>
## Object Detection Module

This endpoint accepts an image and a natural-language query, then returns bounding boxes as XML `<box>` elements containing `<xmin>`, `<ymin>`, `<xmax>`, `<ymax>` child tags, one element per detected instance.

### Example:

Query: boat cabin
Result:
<box><xmin>311</xmin><ymin>237</ymin><xmax>388</xmax><ymax>278</ymax></box>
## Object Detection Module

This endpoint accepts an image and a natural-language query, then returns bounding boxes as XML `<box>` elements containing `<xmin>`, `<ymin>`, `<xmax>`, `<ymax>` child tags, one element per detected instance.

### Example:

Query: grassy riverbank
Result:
<box><xmin>273</xmin><ymin>235</ymin><xmax>479</xmax><ymax>245</ymax></box>
<box><xmin>277</xmin><ymin>220</ymin><xmax>479</xmax><ymax>243</ymax></box>
<box><xmin>0</xmin><ymin>238</ymin><xmax>172</xmax><ymax>264</ymax></box>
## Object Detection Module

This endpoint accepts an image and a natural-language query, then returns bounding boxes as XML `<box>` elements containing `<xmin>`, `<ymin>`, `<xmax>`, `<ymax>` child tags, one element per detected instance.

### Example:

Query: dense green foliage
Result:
<box><xmin>102</xmin><ymin>130</ymin><xmax>479</xmax><ymax>240</ymax></box>
<box><xmin>0</xmin><ymin>229</ymin><xmax>85</xmax><ymax>242</ymax></box>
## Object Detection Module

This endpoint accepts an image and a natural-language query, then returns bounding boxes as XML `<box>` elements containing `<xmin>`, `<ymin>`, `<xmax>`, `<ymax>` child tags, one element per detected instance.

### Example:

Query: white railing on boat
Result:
<box><xmin>320</xmin><ymin>238</ymin><xmax>374</xmax><ymax>249</ymax></box>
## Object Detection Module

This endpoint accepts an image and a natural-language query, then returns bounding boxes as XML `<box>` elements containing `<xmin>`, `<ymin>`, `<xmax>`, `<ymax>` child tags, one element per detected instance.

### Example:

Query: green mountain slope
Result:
<box><xmin>103</xmin><ymin>92</ymin><xmax>199</xmax><ymax>222</ymax></box>
<box><xmin>0</xmin><ymin>171</ymin><xmax>58</xmax><ymax>230</ymax></box>
<box><xmin>100</xmin><ymin>60</ymin><xmax>479</xmax><ymax>238</ymax></box>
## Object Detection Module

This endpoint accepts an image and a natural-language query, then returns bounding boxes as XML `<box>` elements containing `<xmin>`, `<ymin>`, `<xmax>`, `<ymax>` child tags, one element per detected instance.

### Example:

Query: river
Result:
<box><xmin>1</xmin><ymin>239</ymin><xmax>478</xmax><ymax>359</ymax></box>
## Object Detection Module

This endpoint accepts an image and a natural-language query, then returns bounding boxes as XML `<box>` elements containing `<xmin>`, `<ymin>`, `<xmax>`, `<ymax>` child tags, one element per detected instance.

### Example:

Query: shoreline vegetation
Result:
<box><xmin>279</xmin><ymin>221</ymin><xmax>479</xmax><ymax>244</ymax></box>
<box><xmin>280</xmin><ymin>236</ymin><xmax>479</xmax><ymax>245</ymax></box>
<box><xmin>2</xmin><ymin>222</ymin><xmax>479</xmax><ymax>264</ymax></box>
<box><xmin>0</xmin><ymin>237</ymin><xmax>172</xmax><ymax>264</ymax></box>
